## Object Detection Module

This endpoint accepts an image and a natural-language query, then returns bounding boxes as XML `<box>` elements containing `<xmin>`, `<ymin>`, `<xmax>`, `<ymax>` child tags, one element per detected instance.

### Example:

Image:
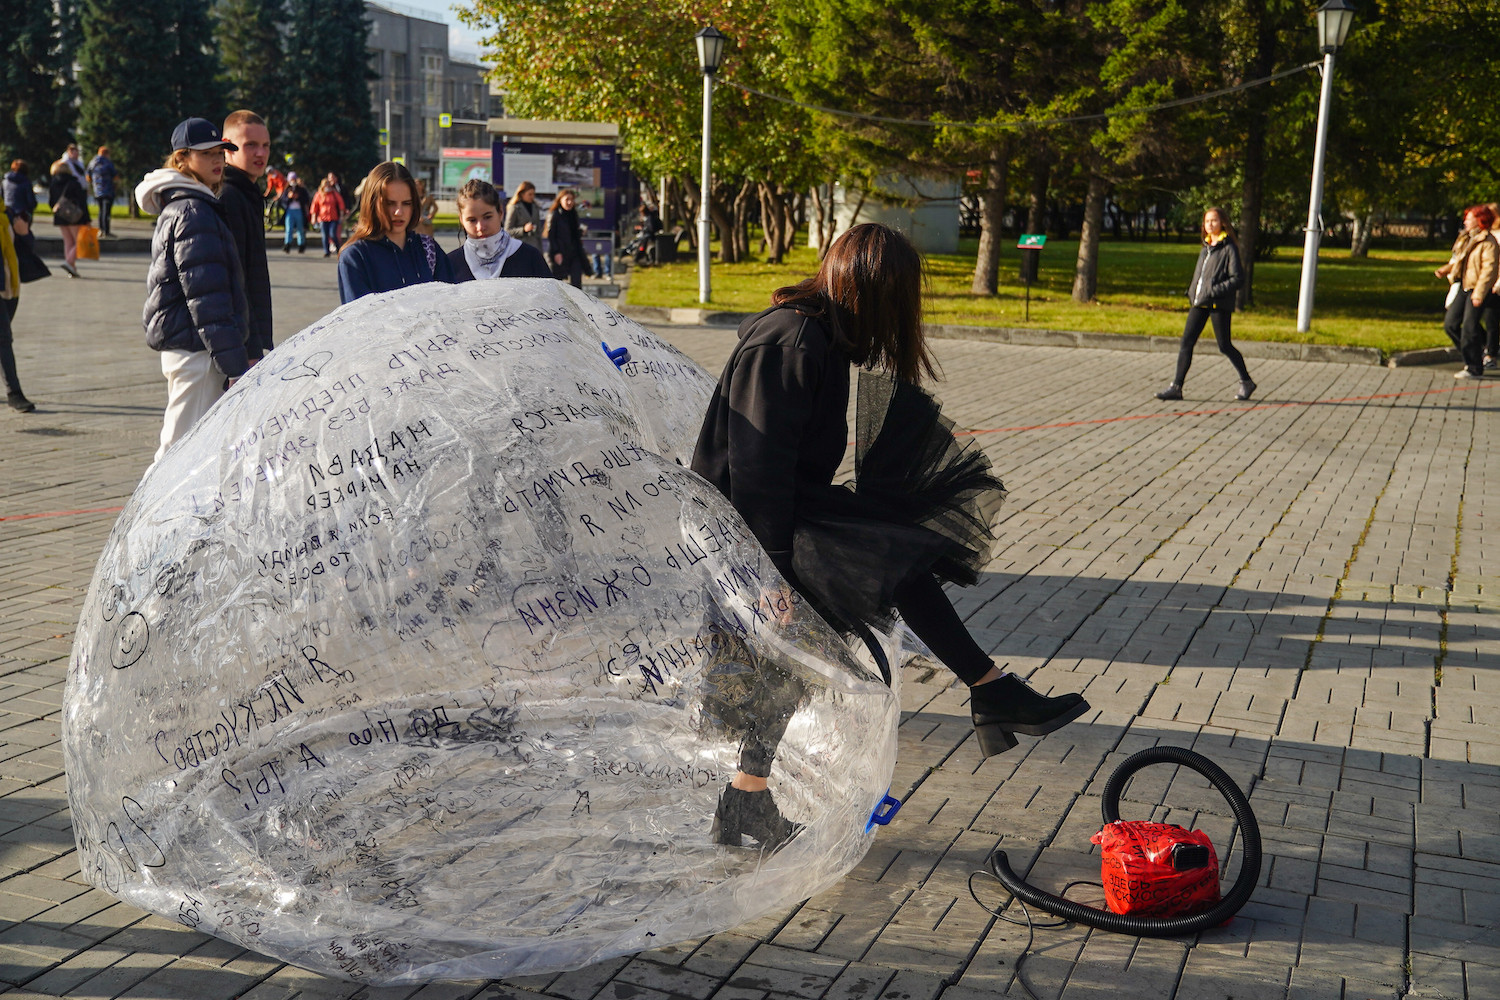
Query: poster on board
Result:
<box><xmin>439</xmin><ymin>148</ymin><xmax>493</xmax><ymax>190</ymax></box>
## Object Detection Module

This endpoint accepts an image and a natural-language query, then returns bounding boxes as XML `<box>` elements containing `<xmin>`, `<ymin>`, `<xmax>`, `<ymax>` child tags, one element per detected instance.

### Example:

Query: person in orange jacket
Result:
<box><xmin>310</xmin><ymin>178</ymin><xmax>347</xmax><ymax>257</ymax></box>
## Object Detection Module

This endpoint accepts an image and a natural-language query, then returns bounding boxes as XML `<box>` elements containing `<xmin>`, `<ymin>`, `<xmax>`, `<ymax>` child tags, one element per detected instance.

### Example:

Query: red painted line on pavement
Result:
<box><xmin>6</xmin><ymin>382</ymin><xmax>1492</xmax><ymax>523</ymax></box>
<box><xmin>0</xmin><ymin>505</ymin><xmax>124</xmax><ymax>523</ymax></box>
<box><xmin>955</xmin><ymin>379</ymin><xmax>1498</xmax><ymax>438</ymax></box>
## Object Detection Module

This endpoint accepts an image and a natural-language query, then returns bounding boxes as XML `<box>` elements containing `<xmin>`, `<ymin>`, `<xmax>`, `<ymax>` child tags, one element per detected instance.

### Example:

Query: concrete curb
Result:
<box><xmin>31</xmin><ymin>234</ymin><xmax>153</xmax><ymax>254</ymax></box>
<box><xmin>1386</xmin><ymin>346</ymin><xmax>1459</xmax><ymax>368</ymax></box>
<box><xmin>618</xmin><ymin>305</ymin><xmax>1390</xmax><ymax>367</ymax></box>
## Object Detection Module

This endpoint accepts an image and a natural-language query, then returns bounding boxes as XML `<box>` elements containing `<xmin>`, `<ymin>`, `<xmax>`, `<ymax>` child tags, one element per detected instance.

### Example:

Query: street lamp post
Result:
<box><xmin>695</xmin><ymin>25</ymin><xmax>726</xmax><ymax>305</ymax></box>
<box><xmin>1295</xmin><ymin>0</ymin><xmax>1357</xmax><ymax>333</ymax></box>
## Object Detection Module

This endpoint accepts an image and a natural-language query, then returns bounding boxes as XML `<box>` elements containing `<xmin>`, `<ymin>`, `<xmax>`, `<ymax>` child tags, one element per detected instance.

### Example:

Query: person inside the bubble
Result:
<box><xmin>691</xmin><ymin>223</ymin><xmax>1090</xmax><ymax>850</ymax></box>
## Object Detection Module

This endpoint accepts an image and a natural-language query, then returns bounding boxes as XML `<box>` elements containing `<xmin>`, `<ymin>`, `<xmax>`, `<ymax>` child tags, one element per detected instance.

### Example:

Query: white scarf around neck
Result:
<box><xmin>463</xmin><ymin>229</ymin><xmax>521</xmax><ymax>279</ymax></box>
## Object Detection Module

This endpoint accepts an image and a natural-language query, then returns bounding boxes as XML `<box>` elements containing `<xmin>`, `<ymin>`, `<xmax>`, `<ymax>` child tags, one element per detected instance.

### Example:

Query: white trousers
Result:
<box><xmin>155</xmin><ymin>349</ymin><xmax>224</xmax><ymax>463</ymax></box>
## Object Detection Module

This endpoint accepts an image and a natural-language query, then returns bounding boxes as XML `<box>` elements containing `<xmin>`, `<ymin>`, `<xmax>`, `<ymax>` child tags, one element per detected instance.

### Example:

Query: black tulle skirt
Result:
<box><xmin>791</xmin><ymin>370</ymin><xmax>1006</xmax><ymax>632</ymax></box>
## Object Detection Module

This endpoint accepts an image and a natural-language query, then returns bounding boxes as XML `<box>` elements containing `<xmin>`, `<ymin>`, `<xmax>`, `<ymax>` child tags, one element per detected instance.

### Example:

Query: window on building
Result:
<box><xmin>392</xmin><ymin>53</ymin><xmax>407</xmax><ymax>102</ymax></box>
<box><xmin>424</xmin><ymin>117</ymin><xmax>439</xmax><ymax>152</ymax></box>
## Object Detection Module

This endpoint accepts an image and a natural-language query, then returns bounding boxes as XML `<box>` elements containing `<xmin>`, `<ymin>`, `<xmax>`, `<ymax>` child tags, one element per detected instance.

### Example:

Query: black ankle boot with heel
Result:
<box><xmin>712</xmin><ymin>785</ymin><xmax>802</xmax><ymax>850</ymax></box>
<box><xmin>968</xmin><ymin>674</ymin><xmax>1089</xmax><ymax>757</ymax></box>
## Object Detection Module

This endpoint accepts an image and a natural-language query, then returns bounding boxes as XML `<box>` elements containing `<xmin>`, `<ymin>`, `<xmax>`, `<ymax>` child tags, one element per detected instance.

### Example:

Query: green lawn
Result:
<box><xmin>628</xmin><ymin>234</ymin><xmax>1453</xmax><ymax>354</ymax></box>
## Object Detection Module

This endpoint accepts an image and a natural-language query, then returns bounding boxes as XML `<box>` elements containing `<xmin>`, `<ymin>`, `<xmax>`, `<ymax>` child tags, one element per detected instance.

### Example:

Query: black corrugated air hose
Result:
<box><xmin>986</xmin><ymin>745</ymin><xmax>1263</xmax><ymax>936</ymax></box>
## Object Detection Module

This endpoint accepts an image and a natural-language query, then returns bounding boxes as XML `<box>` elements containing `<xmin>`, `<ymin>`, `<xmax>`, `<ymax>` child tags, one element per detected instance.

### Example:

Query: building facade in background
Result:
<box><xmin>365</xmin><ymin>2</ymin><xmax>498</xmax><ymax>194</ymax></box>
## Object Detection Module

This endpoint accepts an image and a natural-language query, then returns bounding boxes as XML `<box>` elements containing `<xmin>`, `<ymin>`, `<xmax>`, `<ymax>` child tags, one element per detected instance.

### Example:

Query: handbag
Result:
<box><xmin>13</xmin><ymin>234</ymin><xmax>50</xmax><ymax>283</ymax></box>
<box><xmin>77</xmin><ymin>225</ymin><xmax>100</xmax><ymax>260</ymax></box>
<box><xmin>53</xmin><ymin>197</ymin><xmax>84</xmax><ymax>225</ymax></box>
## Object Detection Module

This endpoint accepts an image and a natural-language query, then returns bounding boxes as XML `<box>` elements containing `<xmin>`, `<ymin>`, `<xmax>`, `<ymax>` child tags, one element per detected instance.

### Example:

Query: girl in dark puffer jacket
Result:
<box><xmin>136</xmin><ymin>118</ymin><xmax>250</xmax><ymax>463</ymax></box>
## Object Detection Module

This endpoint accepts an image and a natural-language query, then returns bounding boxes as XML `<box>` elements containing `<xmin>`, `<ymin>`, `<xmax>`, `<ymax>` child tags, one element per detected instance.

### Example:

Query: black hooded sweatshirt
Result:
<box><xmin>690</xmin><ymin>303</ymin><xmax>852</xmax><ymax>580</ymax></box>
<box><xmin>219</xmin><ymin>164</ymin><xmax>274</xmax><ymax>359</ymax></box>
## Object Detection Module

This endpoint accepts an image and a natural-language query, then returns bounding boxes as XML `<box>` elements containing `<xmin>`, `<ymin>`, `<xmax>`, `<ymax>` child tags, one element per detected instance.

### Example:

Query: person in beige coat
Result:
<box><xmin>1442</xmin><ymin>205</ymin><xmax>1499</xmax><ymax>380</ymax></box>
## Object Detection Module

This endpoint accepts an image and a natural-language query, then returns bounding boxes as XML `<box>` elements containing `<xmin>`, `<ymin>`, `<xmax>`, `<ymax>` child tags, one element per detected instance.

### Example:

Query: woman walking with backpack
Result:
<box><xmin>47</xmin><ymin>159</ymin><xmax>90</xmax><ymax>278</ymax></box>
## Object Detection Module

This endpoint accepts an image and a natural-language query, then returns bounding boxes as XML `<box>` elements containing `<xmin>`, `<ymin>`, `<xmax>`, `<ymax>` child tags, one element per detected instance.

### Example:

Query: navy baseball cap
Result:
<box><xmin>171</xmin><ymin>117</ymin><xmax>238</xmax><ymax>152</ymax></box>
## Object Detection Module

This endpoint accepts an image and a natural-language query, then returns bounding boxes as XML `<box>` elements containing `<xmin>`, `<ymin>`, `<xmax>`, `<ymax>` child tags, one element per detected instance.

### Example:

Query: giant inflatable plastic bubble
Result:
<box><xmin>65</xmin><ymin>281</ymin><xmax>900</xmax><ymax>984</ymax></box>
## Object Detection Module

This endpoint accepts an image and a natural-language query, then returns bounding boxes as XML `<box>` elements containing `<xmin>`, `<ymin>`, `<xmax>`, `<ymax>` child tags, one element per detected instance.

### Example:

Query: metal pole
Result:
<box><xmin>1296</xmin><ymin>51</ymin><xmax>1338</xmax><ymax>333</ymax></box>
<box><xmin>383</xmin><ymin>99</ymin><xmax>392</xmax><ymax>162</ymax></box>
<box><xmin>698</xmin><ymin>72</ymin><xmax>713</xmax><ymax>304</ymax></box>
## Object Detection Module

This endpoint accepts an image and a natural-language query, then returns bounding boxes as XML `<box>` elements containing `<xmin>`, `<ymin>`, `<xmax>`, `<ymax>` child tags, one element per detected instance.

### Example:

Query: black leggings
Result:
<box><xmin>729</xmin><ymin>573</ymin><xmax>994</xmax><ymax>776</ymax></box>
<box><xmin>0</xmin><ymin>298</ymin><xmax>21</xmax><ymax>396</ymax></box>
<box><xmin>1173</xmin><ymin>304</ymin><xmax>1249</xmax><ymax>386</ymax></box>
<box><xmin>1445</xmin><ymin>290</ymin><xmax>1499</xmax><ymax>373</ymax></box>
<box><xmin>892</xmin><ymin>573</ymin><xmax>996</xmax><ymax>685</ymax></box>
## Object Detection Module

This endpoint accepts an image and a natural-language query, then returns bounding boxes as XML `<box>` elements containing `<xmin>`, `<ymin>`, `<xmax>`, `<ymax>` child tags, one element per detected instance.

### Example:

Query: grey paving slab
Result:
<box><xmin>1</xmin><ymin>255</ymin><xmax>1498</xmax><ymax>999</ymax></box>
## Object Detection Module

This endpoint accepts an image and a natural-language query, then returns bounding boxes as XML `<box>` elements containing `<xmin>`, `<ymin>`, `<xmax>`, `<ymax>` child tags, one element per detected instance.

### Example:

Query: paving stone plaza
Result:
<box><xmin>0</xmin><ymin>254</ymin><xmax>1496</xmax><ymax>999</ymax></box>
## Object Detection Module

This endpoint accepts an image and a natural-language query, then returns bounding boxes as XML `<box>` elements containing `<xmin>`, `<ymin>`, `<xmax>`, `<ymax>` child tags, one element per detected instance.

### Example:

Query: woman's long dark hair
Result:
<box><xmin>772</xmin><ymin>223</ymin><xmax>937</xmax><ymax>384</ymax></box>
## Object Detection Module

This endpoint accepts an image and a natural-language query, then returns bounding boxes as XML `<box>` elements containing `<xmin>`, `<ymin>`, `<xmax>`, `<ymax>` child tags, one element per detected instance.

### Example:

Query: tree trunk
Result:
<box><xmin>760</xmin><ymin>181</ymin><xmax>786</xmax><ymax>263</ymax></box>
<box><xmin>756</xmin><ymin>182</ymin><xmax>774</xmax><ymax>256</ymax></box>
<box><xmin>847</xmin><ymin>187</ymin><xmax>868</xmax><ymax>230</ymax></box>
<box><xmin>673</xmin><ymin>176</ymin><xmax>698</xmax><ymax>250</ymax></box>
<box><xmin>1025</xmin><ymin>155</ymin><xmax>1050</xmax><ymax>234</ymax></box>
<box><xmin>779</xmin><ymin>185</ymin><xmax>798</xmax><ymax>259</ymax></box>
<box><xmin>970</xmin><ymin>142</ymin><xmax>1010</xmax><ymax>295</ymax></box>
<box><xmin>1238</xmin><ymin>117</ymin><xmax>1265</xmax><ymax>309</ymax></box>
<box><xmin>1072</xmin><ymin>172</ymin><xmax>1108</xmax><ymax>302</ymax></box>
<box><xmin>733</xmin><ymin>179</ymin><xmax>755</xmax><ymax>261</ymax></box>
<box><xmin>1350</xmin><ymin>212</ymin><xmax>1374</xmax><ymax>258</ymax></box>
<box><xmin>708</xmin><ymin>183</ymin><xmax>732</xmax><ymax>263</ymax></box>
<box><xmin>1236</xmin><ymin>9</ymin><xmax>1276</xmax><ymax>309</ymax></box>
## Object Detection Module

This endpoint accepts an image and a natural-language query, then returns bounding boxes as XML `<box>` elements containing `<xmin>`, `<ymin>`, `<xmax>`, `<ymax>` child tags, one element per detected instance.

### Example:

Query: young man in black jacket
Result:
<box><xmin>220</xmin><ymin>110</ymin><xmax>274</xmax><ymax>363</ymax></box>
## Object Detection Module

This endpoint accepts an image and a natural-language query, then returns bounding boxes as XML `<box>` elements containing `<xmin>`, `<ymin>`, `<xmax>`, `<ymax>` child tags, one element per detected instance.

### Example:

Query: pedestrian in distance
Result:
<box><xmin>1</xmin><ymin>206</ymin><xmax>35</xmax><ymax>412</ymax></box>
<box><xmin>135</xmin><ymin>118</ymin><xmax>250</xmax><ymax>463</ymax></box>
<box><xmin>325</xmin><ymin>171</ymin><xmax>351</xmax><ymax>246</ymax></box>
<box><xmin>337</xmin><ymin>161</ymin><xmax>454</xmax><ymax>304</ymax></box>
<box><xmin>415</xmin><ymin>178</ymin><xmax>438</xmax><ymax>238</ymax></box>
<box><xmin>311</xmin><ymin>178</ymin><xmax>346</xmax><ymax>257</ymax></box>
<box><xmin>504</xmin><ymin>180</ymin><xmax>542</xmax><ymax>252</ymax></box>
<box><xmin>3</xmin><ymin>161</ymin><xmax>37</xmax><ymax>224</ymax></box>
<box><xmin>279</xmin><ymin>172</ymin><xmax>310</xmax><ymax>253</ymax></box>
<box><xmin>1155</xmin><ymin>207</ymin><xmax>1254</xmax><ymax>402</ymax></box>
<box><xmin>447</xmin><ymin>178</ymin><xmax>550</xmax><ymax>282</ymax></box>
<box><xmin>220</xmin><ymin>110</ymin><xmax>275</xmax><ymax>365</ymax></box>
<box><xmin>690</xmin><ymin>222</ymin><xmax>1090</xmax><ymax>849</ymax></box>
<box><xmin>61</xmin><ymin>143</ymin><xmax>87</xmax><ymax>185</ymax></box>
<box><xmin>1486</xmin><ymin>203</ymin><xmax>1500</xmax><ymax>369</ymax></box>
<box><xmin>86</xmin><ymin>146</ymin><xmax>117</xmax><ymax>237</ymax></box>
<box><xmin>544</xmin><ymin>187</ymin><xmax>586</xmax><ymax>288</ymax></box>
<box><xmin>47</xmin><ymin>158</ymin><xmax>90</xmax><ymax>278</ymax></box>
<box><xmin>263</xmin><ymin>165</ymin><xmax>286</xmax><ymax>229</ymax></box>
<box><xmin>1441</xmin><ymin>204</ymin><xmax>1499</xmax><ymax>381</ymax></box>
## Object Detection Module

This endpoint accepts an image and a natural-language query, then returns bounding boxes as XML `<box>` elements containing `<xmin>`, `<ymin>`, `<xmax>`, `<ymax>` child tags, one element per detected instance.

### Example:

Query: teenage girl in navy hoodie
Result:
<box><xmin>337</xmin><ymin>161</ymin><xmax>453</xmax><ymax>303</ymax></box>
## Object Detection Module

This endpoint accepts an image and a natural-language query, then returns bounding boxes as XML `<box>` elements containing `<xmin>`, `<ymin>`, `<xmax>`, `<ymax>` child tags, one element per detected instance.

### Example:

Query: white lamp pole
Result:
<box><xmin>1296</xmin><ymin>0</ymin><xmax>1357</xmax><ymax>333</ymax></box>
<box><xmin>695</xmin><ymin>25</ymin><xmax>726</xmax><ymax>305</ymax></box>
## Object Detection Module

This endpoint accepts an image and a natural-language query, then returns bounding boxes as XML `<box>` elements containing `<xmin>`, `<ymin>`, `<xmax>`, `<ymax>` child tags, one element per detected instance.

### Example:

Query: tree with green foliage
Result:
<box><xmin>168</xmin><ymin>0</ymin><xmax>227</xmax><ymax>124</ymax></box>
<box><xmin>778</xmin><ymin>1</ymin><xmax>1068</xmax><ymax>290</ymax></box>
<box><xmin>76</xmin><ymin>0</ymin><xmax>224</xmax><ymax>210</ymax></box>
<box><xmin>461</xmin><ymin>0</ymin><xmax>821</xmax><ymax>264</ymax></box>
<box><xmin>282</xmin><ymin>0</ymin><xmax>379</xmax><ymax>186</ymax></box>
<box><xmin>216</xmin><ymin>0</ymin><xmax>287</xmax><ymax>119</ymax></box>
<box><xmin>0</xmin><ymin>0</ymin><xmax>76</xmax><ymax>172</ymax></box>
<box><xmin>76</xmin><ymin>0</ymin><xmax>178</xmax><ymax>210</ymax></box>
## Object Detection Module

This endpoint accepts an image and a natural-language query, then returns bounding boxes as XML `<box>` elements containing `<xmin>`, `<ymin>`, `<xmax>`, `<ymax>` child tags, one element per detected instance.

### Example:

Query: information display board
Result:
<box><xmin>497</xmin><ymin>141</ymin><xmax>620</xmax><ymax>259</ymax></box>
